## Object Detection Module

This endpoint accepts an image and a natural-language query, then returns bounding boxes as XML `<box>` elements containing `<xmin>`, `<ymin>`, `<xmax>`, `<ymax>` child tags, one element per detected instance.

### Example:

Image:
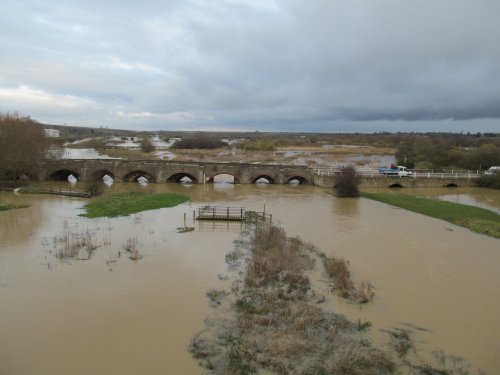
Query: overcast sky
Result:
<box><xmin>1</xmin><ymin>0</ymin><xmax>499</xmax><ymax>132</ymax></box>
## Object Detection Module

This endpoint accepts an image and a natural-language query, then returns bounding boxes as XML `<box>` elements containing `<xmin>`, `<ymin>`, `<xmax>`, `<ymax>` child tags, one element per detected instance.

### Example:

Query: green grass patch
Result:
<box><xmin>362</xmin><ymin>192</ymin><xmax>500</xmax><ymax>239</ymax></box>
<box><xmin>0</xmin><ymin>203</ymin><xmax>30</xmax><ymax>211</ymax></box>
<box><xmin>81</xmin><ymin>192</ymin><xmax>190</xmax><ymax>218</ymax></box>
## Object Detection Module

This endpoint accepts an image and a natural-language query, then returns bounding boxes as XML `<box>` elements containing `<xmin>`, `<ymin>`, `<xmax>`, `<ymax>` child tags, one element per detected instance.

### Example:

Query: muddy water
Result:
<box><xmin>0</xmin><ymin>185</ymin><xmax>499</xmax><ymax>374</ymax></box>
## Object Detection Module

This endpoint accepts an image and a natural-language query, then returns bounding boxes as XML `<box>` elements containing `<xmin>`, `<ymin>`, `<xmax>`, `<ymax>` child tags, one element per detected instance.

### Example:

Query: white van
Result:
<box><xmin>485</xmin><ymin>166</ymin><xmax>500</xmax><ymax>175</ymax></box>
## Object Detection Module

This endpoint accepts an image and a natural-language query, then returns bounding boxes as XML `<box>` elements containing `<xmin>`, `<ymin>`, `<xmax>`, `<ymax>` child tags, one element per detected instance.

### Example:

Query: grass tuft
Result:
<box><xmin>322</xmin><ymin>254</ymin><xmax>375</xmax><ymax>303</ymax></box>
<box><xmin>53</xmin><ymin>221</ymin><xmax>98</xmax><ymax>259</ymax></box>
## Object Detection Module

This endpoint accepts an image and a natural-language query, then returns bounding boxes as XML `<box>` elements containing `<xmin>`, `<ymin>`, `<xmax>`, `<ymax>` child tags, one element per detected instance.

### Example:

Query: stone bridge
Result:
<box><xmin>38</xmin><ymin>159</ymin><xmax>314</xmax><ymax>185</ymax></box>
<box><xmin>35</xmin><ymin>159</ymin><xmax>478</xmax><ymax>188</ymax></box>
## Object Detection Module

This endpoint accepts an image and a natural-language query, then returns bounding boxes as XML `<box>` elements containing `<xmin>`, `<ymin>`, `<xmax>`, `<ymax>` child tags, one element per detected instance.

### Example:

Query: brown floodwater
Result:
<box><xmin>0</xmin><ymin>184</ymin><xmax>499</xmax><ymax>374</ymax></box>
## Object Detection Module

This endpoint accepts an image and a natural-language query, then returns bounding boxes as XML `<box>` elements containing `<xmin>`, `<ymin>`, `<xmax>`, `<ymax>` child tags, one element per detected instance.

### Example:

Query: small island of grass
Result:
<box><xmin>362</xmin><ymin>192</ymin><xmax>500</xmax><ymax>239</ymax></box>
<box><xmin>0</xmin><ymin>203</ymin><xmax>30</xmax><ymax>211</ymax></box>
<box><xmin>81</xmin><ymin>192</ymin><xmax>190</xmax><ymax>218</ymax></box>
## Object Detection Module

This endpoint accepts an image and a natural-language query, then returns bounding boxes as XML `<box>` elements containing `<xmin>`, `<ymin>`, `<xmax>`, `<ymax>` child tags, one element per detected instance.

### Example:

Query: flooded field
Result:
<box><xmin>0</xmin><ymin>184</ymin><xmax>499</xmax><ymax>374</ymax></box>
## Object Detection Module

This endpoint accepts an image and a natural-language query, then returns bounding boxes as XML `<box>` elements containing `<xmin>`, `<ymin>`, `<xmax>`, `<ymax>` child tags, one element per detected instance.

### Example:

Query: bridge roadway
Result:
<box><xmin>38</xmin><ymin>159</ymin><xmax>478</xmax><ymax>188</ymax></box>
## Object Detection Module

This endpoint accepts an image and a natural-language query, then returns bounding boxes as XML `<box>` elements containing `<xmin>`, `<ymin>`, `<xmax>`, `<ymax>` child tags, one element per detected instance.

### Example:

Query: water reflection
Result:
<box><xmin>0</xmin><ymin>193</ymin><xmax>47</xmax><ymax>248</ymax></box>
<box><xmin>102</xmin><ymin>174</ymin><xmax>114</xmax><ymax>186</ymax></box>
<box><xmin>332</xmin><ymin>195</ymin><xmax>360</xmax><ymax>217</ymax></box>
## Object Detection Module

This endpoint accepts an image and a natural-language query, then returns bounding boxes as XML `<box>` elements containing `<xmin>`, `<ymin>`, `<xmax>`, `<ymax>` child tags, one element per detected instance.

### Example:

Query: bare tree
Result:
<box><xmin>139</xmin><ymin>137</ymin><xmax>155</xmax><ymax>153</ymax></box>
<box><xmin>0</xmin><ymin>113</ymin><xmax>49</xmax><ymax>183</ymax></box>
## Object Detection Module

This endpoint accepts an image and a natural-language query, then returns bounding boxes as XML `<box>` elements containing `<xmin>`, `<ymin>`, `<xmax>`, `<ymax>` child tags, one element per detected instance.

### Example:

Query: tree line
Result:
<box><xmin>395</xmin><ymin>134</ymin><xmax>499</xmax><ymax>170</ymax></box>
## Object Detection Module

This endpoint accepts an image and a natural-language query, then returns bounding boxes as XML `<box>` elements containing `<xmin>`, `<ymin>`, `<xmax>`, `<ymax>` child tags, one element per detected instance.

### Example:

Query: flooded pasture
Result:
<box><xmin>0</xmin><ymin>184</ymin><xmax>499</xmax><ymax>374</ymax></box>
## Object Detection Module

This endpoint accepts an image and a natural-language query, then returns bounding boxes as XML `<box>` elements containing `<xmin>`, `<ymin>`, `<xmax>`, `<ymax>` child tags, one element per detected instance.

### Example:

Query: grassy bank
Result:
<box><xmin>81</xmin><ymin>192</ymin><xmax>190</xmax><ymax>218</ymax></box>
<box><xmin>362</xmin><ymin>192</ymin><xmax>500</xmax><ymax>239</ymax></box>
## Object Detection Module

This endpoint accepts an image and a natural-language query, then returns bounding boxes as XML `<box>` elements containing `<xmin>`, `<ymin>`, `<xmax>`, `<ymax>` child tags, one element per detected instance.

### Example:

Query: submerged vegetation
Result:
<box><xmin>81</xmin><ymin>192</ymin><xmax>190</xmax><ymax>218</ymax></box>
<box><xmin>0</xmin><ymin>203</ymin><xmax>29</xmax><ymax>211</ymax></box>
<box><xmin>362</xmin><ymin>192</ymin><xmax>500</xmax><ymax>239</ymax></box>
<box><xmin>190</xmin><ymin>223</ymin><xmax>487</xmax><ymax>374</ymax></box>
<box><xmin>52</xmin><ymin>221</ymin><xmax>98</xmax><ymax>260</ymax></box>
<box><xmin>320</xmin><ymin>253</ymin><xmax>374</xmax><ymax>303</ymax></box>
<box><xmin>190</xmin><ymin>224</ymin><xmax>394</xmax><ymax>374</ymax></box>
<box><xmin>124</xmin><ymin>236</ymin><xmax>142</xmax><ymax>260</ymax></box>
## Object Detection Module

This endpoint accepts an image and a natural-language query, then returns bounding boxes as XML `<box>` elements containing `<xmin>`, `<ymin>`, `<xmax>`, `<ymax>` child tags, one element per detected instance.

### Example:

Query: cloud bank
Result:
<box><xmin>1</xmin><ymin>0</ymin><xmax>499</xmax><ymax>132</ymax></box>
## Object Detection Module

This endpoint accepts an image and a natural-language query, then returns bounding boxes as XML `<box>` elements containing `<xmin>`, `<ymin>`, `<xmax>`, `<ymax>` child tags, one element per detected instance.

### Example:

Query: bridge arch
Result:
<box><xmin>49</xmin><ymin>169</ymin><xmax>80</xmax><ymax>181</ymax></box>
<box><xmin>252</xmin><ymin>175</ymin><xmax>274</xmax><ymax>184</ymax></box>
<box><xmin>287</xmin><ymin>176</ymin><xmax>309</xmax><ymax>184</ymax></box>
<box><xmin>208</xmin><ymin>173</ymin><xmax>241</xmax><ymax>184</ymax></box>
<box><xmin>167</xmin><ymin>172</ymin><xmax>198</xmax><ymax>184</ymax></box>
<box><xmin>388</xmin><ymin>183</ymin><xmax>403</xmax><ymax>188</ymax></box>
<box><xmin>122</xmin><ymin>170</ymin><xmax>155</xmax><ymax>183</ymax></box>
<box><xmin>445</xmin><ymin>183</ymin><xmax>458</xmax><ymax>188</ymax></box>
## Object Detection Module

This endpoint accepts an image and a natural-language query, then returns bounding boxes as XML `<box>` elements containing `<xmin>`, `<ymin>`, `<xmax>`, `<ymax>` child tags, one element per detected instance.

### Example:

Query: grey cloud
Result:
<box><xmin>0</xmin><ymin>0</ymin><xmax>499</xmax><ymax>131</ymax></box>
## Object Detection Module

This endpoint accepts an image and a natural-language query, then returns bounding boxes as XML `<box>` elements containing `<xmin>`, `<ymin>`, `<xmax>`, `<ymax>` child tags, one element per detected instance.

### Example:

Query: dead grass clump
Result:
<box><xmin>246</xmin><ymin>225</ymin><xmax>314</xmax><ymax>288</ymax></box>
<box><xmin>407</xmin><ymin>349</ymin><xmax>484</xmax><ymax>375</ymax></box>
<box><xmin>322</xmin><ymin>254</ymin><xmax>375</xmax><ymax>303</ymax></box>
<box><xmin>384</xmin><ymin>328</ymin><xmax>414</xmax><ymax>357</ymax></box>
<box><xmin>207</xmin><ymin>289</ymin><xmax>229</xmax><ymax>307</ymax></box>
<box><xmin>323</xmin><ymin>255</ymin><xmax>354</xmax><ymax>296</ymax></box>
<box><xmin>124</xmin><ymin>237</ymin><xmax>142</xmax><ymax>260</ymax></box>
<box><xmin>53</xmin><ymin>221</ymin><xmax>98</xmax><ymax>259</ymax></box>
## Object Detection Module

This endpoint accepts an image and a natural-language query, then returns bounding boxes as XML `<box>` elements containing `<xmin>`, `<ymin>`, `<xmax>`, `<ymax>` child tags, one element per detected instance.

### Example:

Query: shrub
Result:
<box><xmin>476</xmin><ymin>173</ymin><xmax>500</xmax><ymax>189</ymax></box>
<box><xmin>333</xmin><ymin>166</ymin><xmax>360</xmax><ymax>197</ymax></box>
<box><xmin>235</xmin><ymin>139</ymin><xmax>277</xmax><ymax>151</ymax></box>
<box><xmin>85</xmin><ymin>176</ymin><xmax>104</xmax><ymax>197</ymax></box>
<box><xmin>140</xmin><ymin>137</ymin><xmax>155</xmax><ymax>153</ymax></box>
<box><xmin>171</xmin><ymin>134</ymin><xmax>226</xmax><ymax>149</ymax></box>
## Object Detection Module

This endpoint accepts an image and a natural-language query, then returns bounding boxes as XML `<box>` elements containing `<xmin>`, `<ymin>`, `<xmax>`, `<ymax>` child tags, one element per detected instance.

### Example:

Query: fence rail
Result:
<box><xmin>195</xmin><ymin>205</ymin><xmax>272</xmax><ymax>222</ymax></box>
<box><xmin>313</xmin><ymin>168</ymin><xmax>481</xmax><ymax>180</ymax></box>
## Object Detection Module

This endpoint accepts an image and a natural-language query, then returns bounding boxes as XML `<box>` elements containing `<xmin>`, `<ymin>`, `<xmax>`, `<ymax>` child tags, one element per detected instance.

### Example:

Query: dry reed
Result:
<box><xmin>322</xmin><ymin>254</ymin><xmax>375</xmax><ymax>303</ymax></box>
<box><xmin>53</xmin><ymin>221</ymin><xmax>97</xmax><ymax>259</ymax></box>
<box><xmin>124</xmin><ymin>237</ymin><xmax>142</xmax><ymax>260</ymax></box>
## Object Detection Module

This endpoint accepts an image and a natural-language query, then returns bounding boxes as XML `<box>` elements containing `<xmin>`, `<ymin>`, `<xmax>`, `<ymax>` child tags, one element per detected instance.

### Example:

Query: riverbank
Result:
<box><xmin>81</xmin><ymin>192</ymin><xmax>190</xmax><ymax>218</ymax></box>
<box><xmin>362</xmin><ymin>192</ymin><xmax>500</xmax><ymax>238</ymax></box>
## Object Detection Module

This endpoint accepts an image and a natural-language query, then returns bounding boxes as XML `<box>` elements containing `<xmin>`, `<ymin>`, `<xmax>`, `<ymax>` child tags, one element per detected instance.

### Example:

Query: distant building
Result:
<box><xmin>44</xmin><ymin>129</ymin><xmax>60</xmax><ymax>138</ymax></box>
